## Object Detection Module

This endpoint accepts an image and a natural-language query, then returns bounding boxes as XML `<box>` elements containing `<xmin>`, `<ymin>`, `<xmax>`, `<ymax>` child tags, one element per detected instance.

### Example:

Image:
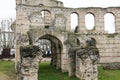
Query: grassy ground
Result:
<box><xmin>98</xmin><ymin>66</ymin><xmax>120</xmax><ymax>80</ymax></box>
<box><xmin>38</xmin><ymin>62</ymin><xmax>79</xmax><ymax>80</ymax></box>
<box><xmin>39</xmin><ymin>62</ymin><xmax>120</xmax><ymax>80</ymax></box>
<box><xmin>0</xmin><ymin>61</ymin><xmax>120</xmax><ymax>80</ymax></box>
<box><xmin>0</xmin><ymin>61</ymin><xmax>16</xmax><ymax>80</ymax></box>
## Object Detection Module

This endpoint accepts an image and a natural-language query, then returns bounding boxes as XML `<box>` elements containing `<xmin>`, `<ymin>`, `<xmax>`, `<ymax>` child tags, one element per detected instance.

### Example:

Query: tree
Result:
<box><xmin>0</xmin><ymin>19</ymin><xmax>15</xmax><ymax>58</ymax></box>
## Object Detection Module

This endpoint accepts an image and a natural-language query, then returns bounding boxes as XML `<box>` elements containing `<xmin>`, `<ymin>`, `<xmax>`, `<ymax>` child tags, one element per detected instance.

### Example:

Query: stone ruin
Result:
<box><xmin>17</xmin><ymin>31</ymin><xmax>43</xmax><ymax>80</ymax></box>
<box><xmin>17</xmin><ymin>31</ymin><xmax>100</xmax><ymax>80</ymax></box>
<box><xmin>76</xmin><ymin>38</ymin><xmax>100</xmax><ymax>80</ymax></box>
<box><xmin>65</xmin><ymin>34</ymin><xmax>100</xmax><ymax>80</ymax></box>
<box><xmin>14</xmin><ymin>0</ymin><xmax>120</xmax><ymax>80</ymax></box>
<box><xmin>17</xmin><ymin>45</ymin><xmax>42</xmax><ymax>80</ymax></box>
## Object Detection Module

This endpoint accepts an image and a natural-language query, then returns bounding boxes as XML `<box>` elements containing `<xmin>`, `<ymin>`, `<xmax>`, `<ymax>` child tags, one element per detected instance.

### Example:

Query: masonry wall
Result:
<box><xmin>16</xmin><ymin>0</ymin><xmax>120</xmax><ymax>75</ymax></box>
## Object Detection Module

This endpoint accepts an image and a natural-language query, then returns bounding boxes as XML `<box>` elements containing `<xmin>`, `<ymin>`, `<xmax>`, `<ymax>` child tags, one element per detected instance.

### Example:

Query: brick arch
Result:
<box><xmin>71</xmin><ymin>12</ymin><xmax>79</xmax><ymax>15</ymax></box>
<box><xmin>39</xmin><ymin>34</ymin><xmax>63</xmax><ymax>50</ymax></box>
<box><xmin>38</xmin><ymin>34</ymin><xmax>63</xmax><ymax>69</ymax></box>
<box><xmin>40</xmin><ymin>9</ymin><xmax>52</xmax><ymax>15</ymax></box>
<box><xmin>104</xmin><ymin>11</ymin><xmax>116</xmax><ymax>17</ymax></box>
<box><xmin>86</xmin><ymin>12</ymin><xmax>96</xmax><ymax>17</ymax></box>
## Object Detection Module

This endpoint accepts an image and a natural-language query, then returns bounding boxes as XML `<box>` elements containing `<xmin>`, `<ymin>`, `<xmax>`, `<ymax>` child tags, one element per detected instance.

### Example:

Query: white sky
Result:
<box><xmin>0</xmin><ymin>0</ymin><xmax>119</xmax><ymax>33</ymax></box>
<box><xmin>59</xmin><ymin>0</ymin><xmax>120</xmax><ymax>8</ymax></box>
<box><xmin>0</xmin><ymin>0</ymin><xmax>16</xmax><ymax>19</ymax></box>
<box><xmin>0</xmin><ymin>0</ymin><xmax>119</xmax><ymax>19</ymax></box>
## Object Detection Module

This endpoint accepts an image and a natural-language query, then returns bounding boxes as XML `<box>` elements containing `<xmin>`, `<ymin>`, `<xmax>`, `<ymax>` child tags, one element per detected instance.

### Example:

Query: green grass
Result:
<box><xmin>0</xmin><ymin>61</ymin><xmax>16</xmax><ymax>80</ymax></box>
<box><xmin>98</xmin><ymin>66</ymin><xmax>120</xmax><ymax>80</ymax></box>
<box><xmin>0</xmin><ymin>61</ymin><xmax>120</xmax><ymax>80</ymax></box>
<box><xmin>38</xmin><ymin>62</ymin><xmax>79</xmax><ymax>80</ymax></box>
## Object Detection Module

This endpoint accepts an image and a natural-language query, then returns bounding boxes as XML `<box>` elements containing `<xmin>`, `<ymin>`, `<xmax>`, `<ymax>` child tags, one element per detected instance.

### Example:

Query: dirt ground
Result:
<box><xmin>0</xmin><ymin>72</ymin><xmax>10</xmax><ymax>80</ymax></box>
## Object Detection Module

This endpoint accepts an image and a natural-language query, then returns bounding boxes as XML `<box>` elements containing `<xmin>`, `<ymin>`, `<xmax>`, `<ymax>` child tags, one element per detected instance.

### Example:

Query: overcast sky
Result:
<box><xmin>0</xmin><ymin>0</ymin><xmax>119</xmax><ymax>33</ymax></box>
<box><xmin>0</xmin><ymin>0</ymin><xmax>119</xmax><ymax>19</ymax></box>
<box><xmin>59</xmin><ymin>0</ymin><xmax>120</xmax><ymax>8</ymax></box>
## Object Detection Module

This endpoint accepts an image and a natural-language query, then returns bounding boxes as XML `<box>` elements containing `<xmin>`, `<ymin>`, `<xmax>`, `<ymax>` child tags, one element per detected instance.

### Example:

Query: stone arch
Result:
<box><xmin>70</xmin><ymin>12</ymin><xmax>79</xmax><ymax>32</ymax></box>
<box><xmin>38</xmin><ymin>34</ymin><xmax>63</xmax><ymax>69</ymax></box>
<box><xmin>104</xmin><ymin>12</ymin><xmax>115</xmax><ymax>33</ymax></box>
<box><xmin>86</xmin><ymin>37</ymin><xmax>97</xmax><ymax>46</ymax></box>
<box><xmin>40</xmin><ymin>9</ymin><xmax>52</xmax><ymax>28</ymax></box>
<box><xmin>85</xmin><ymin>13</ymin><xmax>95</xmax><ymax>30</ymax></box>
<box><xmin>38</xmin><ymin>4</ymin><xmax>44</xmax><ymax>6</ymax></box>
<box><xmin>40</xmin><ymin>9</ymin><xmax>51</xmax><ymax>18</ymax></box>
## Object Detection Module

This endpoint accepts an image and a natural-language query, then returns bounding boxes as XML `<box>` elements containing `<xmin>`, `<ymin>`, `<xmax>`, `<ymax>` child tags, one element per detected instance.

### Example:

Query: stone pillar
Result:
<box><xmin>95</xmin><ymin>11</ymin><xmax>105</xmax><ymax>33</ymax></box>
<box><xmin>56</xmin><ymin>53</ymin><xmax>61</xmax><ymax>69</ymax></box>
<box><xmin>68</xmin><ymin>50</ymin><xmax>76</xmax><ymax>76</ymax></box>
<box><xmin>79</xmin><ymin>12</ymin><xmax>86</xmax><ymax>33</ymax></box>
<box><xmin>65</xmin><ymin>14</ymin><xmax>71</xmax><ymax>31</ymax></box>
<box><xmin>79</xmin><ymin>57</ymin><xmax>98</xmax><ymax>80</ymax></box>
<box><xmin>61</xmin><ymin>53</ymin><xmax>69</xmax><ymax>72</ymax></box>
<box><xmin>17</xmin><ymin>45</ymin><xmax>43</xmax><ymax>80</ymax></box>
<box><xmin>76</xmin><ymin>38</ymin><xmax>100</xmax><ymax>80</ymax></box>
<box><xmin>116</xmin><ymin>13</ymin><xmax>120</xmax><ymax>33</ymax></box>
<box><xmin>15</xmin><ymin>45</ymin><xmax>20</xmax><ymax>69</ymax></box>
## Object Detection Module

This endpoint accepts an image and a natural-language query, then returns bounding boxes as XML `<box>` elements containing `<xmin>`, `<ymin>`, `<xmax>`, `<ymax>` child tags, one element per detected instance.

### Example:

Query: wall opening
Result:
<box><xmin>40</xmin><ymin>10</ymin><xmax>51</xmax><ymax>18</ymax></box>
<box><xmin>104</xmin><ymin>13</ymin><xmax>115</xmax><ymax>34</ymax></box>
<box><xmin>38</xmin><ymin>39</ymin><xmax>51</xmax><ymax>58</ymax></box>
<box><xmin>38</xmin><ymin>35</ymin><xmax>63</xmax><ymax>69</ymax></box>
<box><xmin>70</xmin><ymin>13</ymin><xmax>79</xmax><ymax>32</ymax></box>
<box><xmin>85</xmin><ymin>13</ymin><xmax>95</xmax><ymax>30</ymax></box>
<box><xmin>40</xmin><ymin>10</ymin><xmax>52</xmax><ymax>27</ymax></box>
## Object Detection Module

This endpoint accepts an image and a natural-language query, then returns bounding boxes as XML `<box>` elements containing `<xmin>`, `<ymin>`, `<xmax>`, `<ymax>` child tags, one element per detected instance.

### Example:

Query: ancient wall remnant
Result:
<box><xmin>15</xmin><ymin>0</ymin><xmax>120</xmax><ymax>79</ymax></box>
<box><xmin>17</xmin><ymin>45</ymin><xmax>43</xmax><ymax>80</ymax></box>
<box><xmin>76</xmin><ymin>38</ymin><xmax>100</xmax><ymax>80</ymax></box>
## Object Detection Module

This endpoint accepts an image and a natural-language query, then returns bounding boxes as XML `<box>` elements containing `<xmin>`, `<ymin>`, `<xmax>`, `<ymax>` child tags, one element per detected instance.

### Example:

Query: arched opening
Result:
<box><xmin>40</xmin><ymin>10</ymin><xmax>51</xmax><ymax>18</ymax></box>
<box><xmin>85</xmin><ymin>13</ymin><xmax>95</xmax><ymax>30</ymax></box>
<box><xmin>104</xmin><ymin>13</ymin><xmax>115</xmax><ymax>33</ymax></box>
<box><xmin>70</xmin><ymin>13</ymin><xmax>79</xmax><ymax>32</ymax></box>
<box><xmin>86</xmin><ymin>37</ymin><xmax>97</xmax><ymax>46</ymax></box>
<box><xmin>40</xmin><ymin>10</ymin><xmax>52</xmax><ymax>28</ymax></box>
<box><xmin>38</xmin><ymin>39</ymin><xmax>51</xmax><ymax>58</ymax></box>
<box><xmin>38</xmin><ymin>35</ymin><xmax>63</xmax><ymax>69</ymax></box>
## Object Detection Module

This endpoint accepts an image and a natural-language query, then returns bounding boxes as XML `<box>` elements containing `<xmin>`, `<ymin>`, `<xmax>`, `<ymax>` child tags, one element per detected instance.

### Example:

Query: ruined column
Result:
<box><xmin>17</xmin><ymin>45</ymin><xmax>43</xmax><ymax>80</ymax></box>
<box><xmin>76</xmin><ymin>38</ymin><xmax>100</xmax><ymax>80</ymax></box>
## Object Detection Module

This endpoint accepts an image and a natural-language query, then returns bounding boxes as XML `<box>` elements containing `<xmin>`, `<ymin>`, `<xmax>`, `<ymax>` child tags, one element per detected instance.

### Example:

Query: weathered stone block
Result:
<box><xmin>103</xmin><ymin>62</ymin><xmax>120</xmax><ymax>70</ymax></box>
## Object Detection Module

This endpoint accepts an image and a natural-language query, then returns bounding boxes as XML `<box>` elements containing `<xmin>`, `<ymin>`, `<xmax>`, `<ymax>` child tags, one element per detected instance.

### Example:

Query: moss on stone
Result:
<box><xmin>20</xmin><ymin>45</ymin><xmax>40</xmax><ymax>58</ymax></box>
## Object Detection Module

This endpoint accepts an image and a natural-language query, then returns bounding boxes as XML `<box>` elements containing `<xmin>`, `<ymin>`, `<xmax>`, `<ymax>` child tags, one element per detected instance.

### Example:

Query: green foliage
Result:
<box><xmin>20</xmin><ymin>45</ymin><xmax>40</xmax><ymax>58</ymax></box>
<box><xmin>38</xmin><ymin>62</ymin><xmax>79</xmax><ymax>80</ymax></box>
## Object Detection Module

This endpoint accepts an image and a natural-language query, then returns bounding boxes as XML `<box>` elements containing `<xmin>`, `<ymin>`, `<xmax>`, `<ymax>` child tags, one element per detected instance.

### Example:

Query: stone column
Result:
<box><xmin>79</xmin><ymin>57</ymin><xmax>98</xmax><ymax>80</ymax></box>
<box><xmin>17</xmin><ymin>45</ymin><xmax>43</xmax><ymax>80</ymax></box>
<box><xmin>95</xmin><ymin>11</ymin><xmax>105</xmax><ymax>33</ymax></box>
<box><xmin>61</xmin><ymin>53</ymin><xmax>69</xmax><ymax>72</ymax></box>
<box><xmin>76</xmin><ymin>38</ymin><xmax>100</xmax><ymax>80</ymax></box>
<box><xmin>79</xmin><ymin>12</ymin><xmax>86</xmax><ymax>33</ymax></box>
<box><xmin>65</xmin><ymin>14</ymin><xmax>71</xmax><ymax>31</ymax></box>
<box><xmin>116</xmin><ymin>13</ymin><xmax>120</xmax><ymax>33</ymax></box>
<box><xmin>68</xmin><ymin>50</ymin><xmax>76</xmax><ymax>76</ymax></box>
